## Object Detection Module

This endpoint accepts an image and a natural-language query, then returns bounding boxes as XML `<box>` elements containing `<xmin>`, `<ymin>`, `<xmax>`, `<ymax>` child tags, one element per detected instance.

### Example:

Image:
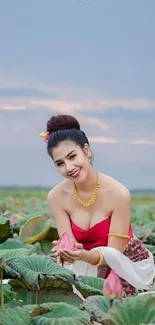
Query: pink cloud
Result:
<box><xmin>78</xmin><ymin>115</ymin><xmax>110</xmax><ymax>130</ymax></box>
<box><xmin>29</xmin><ymin>98</ymin><xmax>155</xmax><ymax>112</ymax></box>
<box><xmin>129</xmin><ymin>140</ymin><xmax>155</xmax><ymax>145</ymax></box>
<box><xmin>89</xmin><ymin>137</ymin><xmax>119</xmax><ymax>144</ymax></box>
<box><xmin>0</xmin><ymin>105</ymin><xmax>26</xmax><ymax>111</ymax></box>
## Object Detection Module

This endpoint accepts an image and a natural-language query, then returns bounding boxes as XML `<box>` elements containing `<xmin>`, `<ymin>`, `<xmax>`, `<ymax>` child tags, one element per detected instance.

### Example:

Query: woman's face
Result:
<box><xmin>52</xmin><ymin>140</ymin><xmax>91</xmax><ymax>183</ymax></box>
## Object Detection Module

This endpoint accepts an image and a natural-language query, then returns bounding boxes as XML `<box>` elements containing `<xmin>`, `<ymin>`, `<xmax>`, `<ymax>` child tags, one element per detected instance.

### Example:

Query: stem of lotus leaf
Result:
<box><xmin>0</xmin><ymin>269</ymin><xmax>4</xmax><ymax>310</ymax></box>
<box><xmin>35</xmin><ymin>290</ymin><xmax>40</xmax><ymax>305</ymax></box>
<box><xmin>107</xmin><ymin>299</ymin><xmax>114</xmax><ymax>325</ymax></box>
<box><xmin>40</xmin><ymin>241</ymin><xmax>47</xmax><ymax>255</ymax></box>
<box><xmin>109</xmin><ymin>299</ymin><xmax>113</xmax><ymax>308</ymax></box>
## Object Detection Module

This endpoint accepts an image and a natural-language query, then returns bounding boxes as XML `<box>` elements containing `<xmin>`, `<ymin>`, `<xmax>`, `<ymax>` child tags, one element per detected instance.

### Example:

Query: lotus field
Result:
<box><xmin>0</xmin><ymin>188</ymin><xmax>155</xmax><ymax>325</ymax></box>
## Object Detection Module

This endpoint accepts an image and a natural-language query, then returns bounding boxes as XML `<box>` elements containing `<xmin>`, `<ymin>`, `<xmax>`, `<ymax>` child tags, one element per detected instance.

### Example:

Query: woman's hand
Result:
<box><xmin>51</xmin><ymin>240</ymin><xmax>83</xmax><ymax>265</ymax></box>
<box><xmin>59</xmin><ymin>246</ymin><xmax>83</xmax><ymax>264</ymax></box>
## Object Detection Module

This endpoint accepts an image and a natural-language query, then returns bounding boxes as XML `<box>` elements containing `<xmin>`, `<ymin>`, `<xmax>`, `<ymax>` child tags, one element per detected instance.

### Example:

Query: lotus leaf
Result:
<box><xmin>0</xmin><ymin>283</ymin><xmax>16</xmax><ymax>303</ymax></box>
<box><xmin>108</xmin><ymin>293</ymin><xmax>155</xmax><ymax>325</ymax></box>
<box><xmin>0</xmin><ymin>214</ymin><xmax>13</xmax><ymax>243</ymax></box>
<box><xmin>0</xmin><ymin>238</ymin><xmax>32</xmax><ymax>250</ymax></box>
<box><xmin>75</xmin><ymin>276</ymin><xmax>104</xmax><ymax>298</ymax></box>
<box><xmin>0</xmin><ymin>305</ymin><xmax>30</xmax><ymax>325</ymax></box>
<box><xmin>30</xmin><ymin>303</ymin><xmax>90</xmax><ymax>325</ymax></box>
<box><xmin>0</xmin><ymin>303</ymin><xmax>90</xmax><ymax>325</ymax></box>
<box><xmin>4</xmin><ymin>287</ymin><xmax>82</xmax><ymax>307</ymax></box>
<box><xmin>19</xmin><ymin>215</ymin><xmax>52</xmax><ymax>244</ymax></box>
<box><xmin>7</xmin><ymin>255</ymin><xmax>76</xmax><ymax>290</ymax></box>
<box><xmin>81</xmin><ymin>295</ymin><xmax>110</xmax><ymax>324</ymax></box>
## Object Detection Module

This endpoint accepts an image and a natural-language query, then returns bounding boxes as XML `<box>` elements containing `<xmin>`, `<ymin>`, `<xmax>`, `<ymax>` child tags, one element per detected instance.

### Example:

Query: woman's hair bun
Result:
<box><xmin>47</xmin><ymin>114</ymin><xmax>80</xmax><ymax>135</ymax></box>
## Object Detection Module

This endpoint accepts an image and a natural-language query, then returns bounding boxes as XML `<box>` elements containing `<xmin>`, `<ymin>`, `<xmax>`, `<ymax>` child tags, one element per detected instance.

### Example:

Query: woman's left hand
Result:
<box><xmin>59</xmin><ymin>243</ymin><xmax>84</xmax><ymax>265</ymax></box>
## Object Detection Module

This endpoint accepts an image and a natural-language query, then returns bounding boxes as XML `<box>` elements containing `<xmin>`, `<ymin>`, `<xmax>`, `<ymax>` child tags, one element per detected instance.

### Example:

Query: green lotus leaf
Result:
<box><xmin>0</xmin><ymin>303</ymin><xmax>90</xmax><ymax>325</ymax></box>
<box><xmin>7</xmin><ymin>255</ymin><xmax>76</xmax><ymax>290</ymax></box>
<box><xmin>80</xmin><ymin>295</ymin><xmax>110</xmax><ymax>324</ymax></box>
<box><xmin>75</xmin><ymin>276</ymin><xmax>104</xmax><ymax>298</ymax></box>
<box><xmin>108</xmin><ymin>293</ymin><xmax>155</xmax><ymax>325</ymax></box>
<box><xmin>4</xmin><ymin>287</ymin><xmax>82</xmax><ymax>307</ymax></box>
<box><xmin>0</xmin><ymin>214</ymin><xmax>13</xmax><ymax>243</ymax></box>
<box><xmin>39</xmin><ymin>240</ymin><xmax>54</xmax><ymax>255</ymax></box>
<box><xmin>44</xmin><ymin>226</ymin><xmax>59</xmax><ymax>241</ymax></box>
<box><xmin>0</xmin><ymin>306</ymin><xmax>30</xmax><ymax>325</ymax></box>
<box><xmin>19</xmin><ymin>215</ymin><xmax>52</xmax><ymax>244</ymax></box>
<box><xmin>0</xmin><ymin>238</ymin><xmax>42</xmax><ymax>256</ymax></box>
<box><xmin>30</xmin><ymin>303</ymin><xmax>90</xmax><ymax>325</ymax></box>
<box><xmin>133</xmin><ymin>222</ymin><xmax>155</xmax><ymax>241</ymax></box>
<box><xmin>144</xmin><ymin>244</ymin><xmax>155</xmax><ymax>256</ymax></box>
<box><xmin>0</xmin><ymin>248</ymin><xmax>31</xmax><ymax>260</ymax></box>
<box><xmin>0</xmin><ymin>283</ymin><xmax>16</xmax><ymax>303</ymax></box>
<box><xmin>0</xmin><ymin>238</ymin><xmax>33</xmax><ymax>250</ymax></box>
<box><xmin>3</xmin><ymin>265</ymin><xmax>21</xmax><ymax>280</ymax></box>
<box><xmin>144</xmin><ymin>232</ymin><xmax>155</xmax><ymax>245</ymax></box>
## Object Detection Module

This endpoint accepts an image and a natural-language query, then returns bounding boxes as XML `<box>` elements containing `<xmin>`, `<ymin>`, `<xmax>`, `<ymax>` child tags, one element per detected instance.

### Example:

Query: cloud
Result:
<box><xmin>78</xmin><ymin>115</ymin><xmax>110</xmax><ymax>130</ymax></box>
<box><xmin>0</xmin><ymin>88</ymin><xmax>55</xmax><ymax>98</ymax></box>
<box><xmin>29</xmin><ymin>98</ymin><xmax>155</xmax><ymax>113</ymax></box>
<box><xmin>129</xmin><ymin>140</ymin><xmax>155</xmax><ymax>145</ymax></box>
<box><xmin>0</xmin><ymin>105</ymin><xmax>26</xmax><ymax>111</ymax></box>
<box><xmin>0</xmin><ymin>82</ymin><xmax>155</xmax><ymax>114</ymax></box>
<box><xmin>89</xmin><ymin>137</ymin><xmax>119</xmax><ymax>144</ymax></box>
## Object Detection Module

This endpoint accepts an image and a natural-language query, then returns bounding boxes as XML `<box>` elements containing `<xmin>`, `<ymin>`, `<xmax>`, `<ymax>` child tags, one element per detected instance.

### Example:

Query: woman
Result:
<box><xmin>40</xmin><ymin>114</ymin><xmax>154</xmax><ymax>296</ymax></box>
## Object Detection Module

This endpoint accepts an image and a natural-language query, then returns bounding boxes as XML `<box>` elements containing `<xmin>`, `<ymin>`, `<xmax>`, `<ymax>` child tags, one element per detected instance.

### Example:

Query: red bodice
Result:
<box><xmin>70</xmin><ymin>217</ymin><xmax>133</xmax><ymax>250</ymax></box>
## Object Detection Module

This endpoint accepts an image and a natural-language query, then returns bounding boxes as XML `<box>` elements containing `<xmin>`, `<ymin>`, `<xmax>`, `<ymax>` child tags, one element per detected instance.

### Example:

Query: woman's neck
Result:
<box><xmin>74</xmin><ymin>168</ymin><xmax>98</xmax><ymax>192</ymax></box>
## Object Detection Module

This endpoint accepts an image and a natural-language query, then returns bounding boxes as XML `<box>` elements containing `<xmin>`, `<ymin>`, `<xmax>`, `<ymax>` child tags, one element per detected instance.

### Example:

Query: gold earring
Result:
<box><xmin>88</xmin><ymin>155</ymin><xmax>92</xmax><ymax>163</ymax></box>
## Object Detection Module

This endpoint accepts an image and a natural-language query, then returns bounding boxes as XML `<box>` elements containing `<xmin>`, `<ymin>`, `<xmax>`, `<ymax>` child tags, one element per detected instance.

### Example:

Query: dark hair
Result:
<box><xmin>46</xmin><ymin>114</ymin><xmax>90</xmax><ymax>157</ymax></box>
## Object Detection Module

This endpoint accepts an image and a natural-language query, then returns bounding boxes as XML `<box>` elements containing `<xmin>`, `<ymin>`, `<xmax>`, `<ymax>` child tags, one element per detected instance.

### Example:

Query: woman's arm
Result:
<box><xmin>107</xmin><ymin>188</ymin><xmax>131</xmax><ymax>252</ymax></box>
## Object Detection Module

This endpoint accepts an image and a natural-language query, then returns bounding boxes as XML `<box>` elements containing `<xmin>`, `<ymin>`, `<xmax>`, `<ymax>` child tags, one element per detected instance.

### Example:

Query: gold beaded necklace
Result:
<box><xmin>73</xmin><ymin>173</ymin><xmax>100</xmax><ymax>208</ymax></box>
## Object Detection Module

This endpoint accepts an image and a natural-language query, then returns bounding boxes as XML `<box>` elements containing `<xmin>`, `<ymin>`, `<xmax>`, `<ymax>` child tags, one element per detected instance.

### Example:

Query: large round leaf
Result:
<box><xmin>0</xmin><ymin>238</ymin><xmax>33</xmax><ymax>250</ymax></box>
<box><xmin>44</xmin><ymin>226</ymin><xmax>59</xmax><ymax>241</ymax></box>
<box><xmin>133</xmin><ymin>222</ymin><xmax>155</xmax><ymax>241</ymax></box>
<box><xmin>0</xmin><ymin>306</ymin><xmax>30</xmax><ymax>325</ymax></box>
<box><xmin>3</xmin><ymin>265</ymin><xmax>21</xmax><ymax>280</ymax></box>
<box><xmin>0</xmin><ymin>303</ymin><xmax>90</xmax><ymax>325</ymax></box>
<box><xmin>81</xmin><ymin>295</ymin><xmax>110</xmax><ymax>324</ymax></box>
<box><xmin>19</xmin><ymin>215</ymin><xmax>52</xmax><ymax>244</ymax></box>
<box><xmin>108</xmin><ymin>293</ymin><xmax>155</xmax><ymax>325</ymax></box>
<box><xmin>75</xmin><ymin>276</ymin><xmax>104</xmax><ymax>298</ymax></box>
<box><xmin>144</xmin><ymin>244</ymin><xmax>155</xmax><ymax>257</ymax></box>
<box><xmin>5</xmin><ymin>287</ymin><xmax>82</xmax><ymax>308</ymax></box>
<box><xmin>0</xmin><ymin>284</ymin><xmax>16</xmax><ymax>303</ymax></box>
<box><xmin>7</xmin><ymin>255</ymin><xmax>76</xmax><ymax>290</ymax></box>
<box><xmin>39</xmin><ymin>240</ymin><xmax>54</xmax><ymax>255</ymax></box>
<box><xmin>30</xmin><ymin>303</ymin><xmax>90</xmax><ymax>325</ymax></box>
<box><xmin>0</xmin><ymin>238</ymin><xmax>42</xmax><ymax>256</ymax></box>
<box><xmin>0</xmin><ymin>214</ymin><xmax>13</xmax><ymax>243</ymax></box>
<box><xmin>0</xmin><ymin>248</ymin><xmax>31</xmax><ymax>260</ymax></box>
<box><xmin>145</xmin><ymin>232</ymin><xmax>155</xmax><ymax>245</ymax></box>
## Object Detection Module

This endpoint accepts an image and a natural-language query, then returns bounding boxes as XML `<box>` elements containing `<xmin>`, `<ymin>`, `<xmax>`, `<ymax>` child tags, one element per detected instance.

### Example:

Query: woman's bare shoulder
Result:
<box><xmin>47</xmin><ymin>179</ymin><xmax>72</xmax><ymax>204</ymax></box>
<box><xmin>100</xmin><ymin>173</ymin><xmax>131</xmax><ymax>198</ymax></box>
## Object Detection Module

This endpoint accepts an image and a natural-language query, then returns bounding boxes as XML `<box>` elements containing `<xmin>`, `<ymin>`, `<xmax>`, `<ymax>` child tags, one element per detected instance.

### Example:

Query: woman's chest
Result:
<box><xmin>64</xmin><ymin>193</ymin><xmax>111</xmax><ymax>230</ymax></box>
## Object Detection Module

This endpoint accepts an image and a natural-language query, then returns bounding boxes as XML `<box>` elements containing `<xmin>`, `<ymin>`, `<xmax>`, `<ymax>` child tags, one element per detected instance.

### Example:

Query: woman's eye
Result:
<box><xmin>70</xmin><ymin>155</ymin><xmax>76</xmax><ymax>160</ymax></box>
<box><xmin>57</xmin><ymin>162</ymin><xmax>64</xmax><ymax>167</ymax></box>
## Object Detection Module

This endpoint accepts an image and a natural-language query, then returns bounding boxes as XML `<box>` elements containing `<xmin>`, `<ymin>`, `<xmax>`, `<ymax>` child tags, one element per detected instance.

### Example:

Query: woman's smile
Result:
<box><xmin>69</xmin><ymin>168</ymin><xmax>81</xmax><ymax>179</ymax></box>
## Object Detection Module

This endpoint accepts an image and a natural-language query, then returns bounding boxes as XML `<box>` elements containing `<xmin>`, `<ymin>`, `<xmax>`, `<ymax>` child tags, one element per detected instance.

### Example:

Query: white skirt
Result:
<box><xmin>65</xmin><ymin>245</ymin><xmax>155</xmax><ymax>290</ymax></box>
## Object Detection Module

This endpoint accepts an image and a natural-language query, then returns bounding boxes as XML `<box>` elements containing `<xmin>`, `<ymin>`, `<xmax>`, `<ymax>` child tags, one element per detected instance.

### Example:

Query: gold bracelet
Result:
<box><xmin>108</xmin><ymin>232</ymin><xmax>130</xmax><ymax>240</ymax></box>
<box><xmin>91</xmin><ymin>250</ymin><xmax>103</xmax><ymax>267</ymax></box>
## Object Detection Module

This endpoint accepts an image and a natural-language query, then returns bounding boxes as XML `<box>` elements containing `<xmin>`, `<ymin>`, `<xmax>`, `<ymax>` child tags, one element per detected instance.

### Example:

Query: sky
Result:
<box><xmin>0</xmin><ymin>0</ymin><xmax>155</xmax><ymax>190</ymax></box>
